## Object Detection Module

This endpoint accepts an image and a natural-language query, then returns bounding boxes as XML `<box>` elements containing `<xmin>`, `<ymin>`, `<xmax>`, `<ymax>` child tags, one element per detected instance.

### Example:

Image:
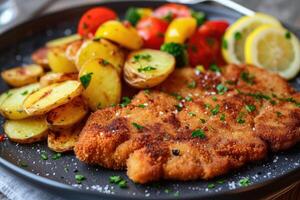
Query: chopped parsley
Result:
<box><xmin>185</xmin><ymin>96</ymin><xmax>193</xmax><ymax>102</ymax></box>
<box><xmin>237</xmin><ymin>112</ymin><xmax>245</xmax><ymax>124</ymax></box>
<box><xmin>222</xmin><ymin>38</ymin><xmax>228</xmax><ymax>49</ymax></box>
<box><xmin>276</xmin><ymin>111</ymin><xmax>282</xmax><ymax>117</ymax></box>
<box><xmin>211</xmin><ymin>104</ymin><xmax>220</xmax><ymax>115</ymax></box>
<box><xmin>191</xmin><ymin>10</ymin><xmax>205</xmax><ymax>26</ymax></box>
<box><xmin>217</xmin><ymin>180</ymin><xmax>225</xmax><ymax>184</ymax></box>
<box><xmin>245</xmin><ymin>104</ymin><xmax>256</xmax><ymax>112</ymax></box>
<box><xmin>234</xmin><ymin>32</ymin><xmax>242</xmax><ymax>40</ymax></box>
<box><xmin>21</xmin><ymin>90</ymin><xmax>28</xmax><ymax>96</ymax></box>
<box><xmin>241</xmin><ymin>72</ymin><xmax>255</xmax><ymax>85</ymax></box>
<box><xmin>75</xmin><ymin>174</ymin><xmax>86</xmax><ymax>184</ymax></box>
<box><xmin>52</xmin><ymin>153</ymin><xmax>62</xmax><ymax>160</ymax></box>
<box><xmin>40</xmin><ymin>152</ymin><xmax>48</xmax><ymax>160</ymax></box>
<box><xmin>191</xmin><ymin>129</ymin><xmax>206</xmax><ymax>139</ymax></box>
<box><xmin>187</xmin><ymin>80</ymin><xmax>196</xmax><ymax>89</ymax></box>
<box><xmin>137</xmin><ymin>66</ymin><xmax>156</xmax><ymax>72</ymax></box>
<box><xmin>175</xmin><ymin>103</ymin><xmax>183</xmax><ymax>111</ymax></box>
<box><xmin>239</xmin><ymin>177</ymin><xmax>250</xmax><ymax>187</ymax></box>
<box><xmin>109</xmin><ymin>175</ymin><xmax>127</xmax><ymax>188</ymax></box>
<box><xmin>138</xmin><ymin>104</ymin><xmax>146</xmax><ymax>108</ymax></box>
<box><xmin>204</xmin><ymin>103</ymin><xmax>211</xmax><ymax>109</ymax></box>
<box><xmin>80</xmin><ymin>72</ymin><xmax>93</xmax><ymax>89</ymax></box>
<box><xmin>216</xmin><ymin>84</ymin><xmax>228</xmax><ymax>94</ymax></box>
<box><xmin>133</xmin><ymin>54</ymin><xmax>151</xmax><ymax>62</ymax></box>
<box><xmin>188</xmin><ymin>112</ymin><xmax>196</xmax><ymax>117</ymax></box>
<box><xmin>120</xmin><ymin>97</ymin><xmax>131</xmax><ymax>107</ymax></box>
<box><xmin>220</xmin><ymin>113</ymin><xmax>225</xmax><ymax>121</ymax></box>
<box><xmin>285</xmin><ymin>31</ymin><xmax>291</xmax><ymax>39</ymax></box>
<box><xmin>207</xmin><ymin>183</ymin><xmax>215</xmax><ymax>189</ymax></box>
<box><xmin>210</xmin><ymin>64</ymin><xmax>221</xmax><ymax>73</ymax></box>
<box><xmin>171</xmin><ymin>93</ymin><xmax>183</xmax><ymax>100</ymax></box>
<box><xmin>212</xmin><ymin>96</ymin><xmax>217</xmax><ymax>101</ymax></box>
<box><xmin>132</xmin><ymin>122</ymin><xmax>144</xmax><ymax>130</ymax></box>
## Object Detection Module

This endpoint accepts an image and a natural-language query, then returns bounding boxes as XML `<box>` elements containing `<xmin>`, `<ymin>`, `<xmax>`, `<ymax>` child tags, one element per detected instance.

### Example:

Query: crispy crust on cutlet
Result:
<box><xmin>75</xmin><ymin>64</ymin><xmax>300</xmax><ymax>184</ymax></box>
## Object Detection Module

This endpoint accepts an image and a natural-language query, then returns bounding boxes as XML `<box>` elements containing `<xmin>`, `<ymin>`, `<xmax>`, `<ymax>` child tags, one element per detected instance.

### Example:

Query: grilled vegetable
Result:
<box><xmin>77</xmin><ymin>7</ymin><xmax>117</xmax><ymax>37</ymax></box>
<box><xmin>4</xmin><ymin>116</ymin><xmax>48</xmax><ymax>144</ymax></box>
<box><xmin>23</xmin><ymin>80</ymin><xmax>83</xmax><ymax>116</ymax></box>
<box><xmin>47</xmin><ymin>46</ymin><xmax>77</xmax><ymax>73</ymax></box>
<box><xmin>48</xmin><ymin>124</ymin><xmax>82</xmax><ymax>152</ymax></box>
<box><xmin>124</xmin><ymin>49</ymin><xmax>175</xmax><ymax>88</ymax></box>
<box><xmin>39</xmin><ymin>72</ymin><xmax>78</xmax><ymax>87</ymax></box>
<box><xmin>76</xmin><ymin>39</ymin><xmax>125</xmax><ymax>73</ymax></box>
<box><xmin>79</xmin><ymin>58</ymin><xmax>121</xmax><ymax>110</ymax></box>
<box><xmin>95</xmin><ymin>20</ymin><xmax>143</xmax><ymax>50</ymax></box>
<box><xmin>0</xmin><ymin>83</ymin><xmax>40</xmax><ymax>119</ymax></box>
<box><xmin>164</xmin><ymin>17</ymin><xmax>197</xmax><ymax>44</ymax></box>
<box><xmin>1</xmin><ymin>64</ymin><xmax>43</xmax><ymax>87</ymax></box>
<box><xmin>46</xmin><ymin>96</ymin><xmax>88</xmax><ymax>130</ymax></box>
<box><xmin>46</xmin><ymin>34</ymin><xmax>81</xmax><ymax>48</ymax></box>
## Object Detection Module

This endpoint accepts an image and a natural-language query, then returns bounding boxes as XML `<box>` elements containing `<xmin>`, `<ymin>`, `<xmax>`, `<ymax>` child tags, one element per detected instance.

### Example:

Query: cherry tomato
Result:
<box><xmin>153</xmin><ymin>3</ymin><xmax>191</xmax><ymax>20</ymax></box>
<box><xmin>78</xmin><ymin>7</ymin><xmax>117</xmax><ymax>38</ymax></box>
<box><xmin>187</xmin><ymin>20</ymin><xmax>229</xmax><ymax>68</ymax></box>
<box><xmin>137</xmin><ymin>16</ymin><xmax>169</xmax><ymax>49</ymax></box>
<box><xmin>198</xmin><ymin>20</ymin><xmax>229</xmax><ymax>38</ymax></box>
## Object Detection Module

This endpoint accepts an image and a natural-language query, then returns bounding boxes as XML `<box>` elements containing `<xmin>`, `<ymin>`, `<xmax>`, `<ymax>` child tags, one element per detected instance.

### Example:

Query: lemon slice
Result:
<box><xmin>222</xmin><ymin>13</ymin><xmax>281</xmax><ymax>64</ymax></box>
<box><xmin>245</xmin><ymin>25</ymin><xmax>300</xmax><ymax>80</ymax></box>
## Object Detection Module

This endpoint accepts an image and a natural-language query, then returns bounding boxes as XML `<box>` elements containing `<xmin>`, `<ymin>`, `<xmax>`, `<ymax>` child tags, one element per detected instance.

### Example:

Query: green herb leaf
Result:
<box><xmin>125</xmin><ymin>7</ymin><xmax>141</xmax><ymax>26</ymax></box>
<box><xmin>175</xmin><ymin>103</ymin><xmax>183</xmax><ymax>111</ymax></box>
<box><xmin>118</xmin><ymin>180</ymin><xmax>127</xmax><ymax>188</ymax></box>
<box><xmin>171</xmin><ymin>93</ymin><xmax>183</xmax><ymax>100</ymax></box>
<box><xmin>207</xmin><ymin>183</ymin><xmax>215</xmax><ymax>189</ymax></box>
<box><xmin>21</xmin><ymin>90</ymin><xmax>28</xmax><ymax>96</ymax></box>
<box><xmin>132</xmin><ymin>122</ymin><xmax>144</xmax><ymax>130</ymax></box>
<box><xmin>212</xmin><ymin>96</ymin><xmax>217</xmax><ymax>101</ymax></box>
<box><xmin>75</xmin><ymin>174</ymin><xmax>86</xmax><ymax>184</ymax></box>
<box><xmin>222</xmin><ymin>38</ymin><xmax>228</xmax><ymax>49</ymax></box>
<box><xmin>200</xmin><ymin>118</ymin><xmax>206</xmax><ymax>123</ymax></box>
<box><xmin>80</xmin><ymin>72</ymin><xmax>93</xmax><ymax>89</ymax></box>
<box><xmin>138</xmin><ymin>104</ymin><xmax>146</xmax><ymax>108</ymax></box>
<box><xmin>211</xmin><ymin>104</ymin><xmax>220</xmax><ymax>115</ymax></box>
<box><xmin>210</xmin><ymin>64</ymin><xmax>221</xmax><ymax>73</ymax></box>
<box><xmin>40</xmin><ymin>152</ymin><xmax>48</xmax><ymax>160</ymax></box>
<box><xmin>52</xmin><ymin>153</ymin><xmax>62</xmax><ymax>160</ymax></box>
<box><xmin>220</xmin><ymin>113</ymin><xmax>225</xmax><ymax>121</ymax></box>
<box><xmin>245</xmin><ymin>104</ymin><xmax>256</xmax><ymax>112</ymax></box>
<box><xmin>237</xmin><ymin>112</ymin><xmax>245</xmax><ymax>124</ymax></box>
<box><xmin>285</xmin><ymin>31</ymin><xmax>291</xmax><ymax>39</ymax></box>
<box><xmin>234</xmin><ymin>32</ymin><xmax>242</xmax><ymax>40</ymax></box>
<box><xmin>187</xmin><ymin>80</ymin><xmax>196</xmax><ymax>89</ymax></box>
<box><xmin>241</xmin><ymin>72</ymin><xmax>255</xmax><ymax>85</ymax></box>
<box><xmin>137</xmin><ymin>66</ymin><xmax>156</xmax><ymax>72</ymax></box>
<box><xmin>191</xmin><ymin>10</ymin><xmax>206</xmax><ymax>26</ymax></box>
<box><xmin>120</xmin><ymin>97</ymin><xmax>131</xmax><ymax>107</ymax></box>
<box><xmin>276</xmin><ymin>111</ymin><xmax>282</xmax><ymax>117</ymax></box>
<box><xmin>163</xmin><ymin>12</ymin><xmax>173</xmax><ymax>22</ymax></box>
<box><xmin>216</xmin><ymin>84</ymin><xmax>228</xmax><ymax>94</ymax></box>
<box><xmin>133</xmin><ymin>54</ymin><xmax>151</xmax><ymax>62</ymax></box>
<box><xmin>109</xmin><ymin>175</ymin><xmax>122</xmax><ymax>183</ymax></box>
<box><xmin>239</xmin><ymin>177</ymin><xmax>250</xmax><ymax>187</ymax></box>
<box><xmin>185</xmin><ymin>96</ymin><xmax>193</xmax><ymax>102</ymax></box>
<box><xmin>191</xmin><ymin>129</ymin><xmax>206</xmax><ymax>139</ymax></box>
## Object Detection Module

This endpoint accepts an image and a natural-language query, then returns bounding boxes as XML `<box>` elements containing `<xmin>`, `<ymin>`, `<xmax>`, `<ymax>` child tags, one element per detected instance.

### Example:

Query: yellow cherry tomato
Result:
<box><xmin>164</xmin><ymin>17</ymin><xmax>197</xmax><ymax>44</ymax></box>
<box><xmin>95</xmin><ymin>20</ymin><xmax>143</xmax><ymax>50</ymax></box>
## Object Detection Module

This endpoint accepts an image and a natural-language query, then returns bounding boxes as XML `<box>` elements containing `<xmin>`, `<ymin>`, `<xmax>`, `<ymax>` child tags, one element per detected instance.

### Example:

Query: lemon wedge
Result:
<box><xmin>245</xmin><ymin>25</ymin><xmax>300</xmax><ymax>80</ymax></box>
<box><xmin>222</xmin><ymin>13</ymin><xmax>281</xmax><ymax>64</ymax></box>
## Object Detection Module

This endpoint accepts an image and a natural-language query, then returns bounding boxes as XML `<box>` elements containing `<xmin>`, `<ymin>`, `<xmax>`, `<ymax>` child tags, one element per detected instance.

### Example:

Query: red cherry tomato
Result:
<box><xmin>77</xmin><ymin>7</ymin><xmax>117</xmax><ymax>37</ymax></box>
<box><xmin>187</xmin><ymin>20</ymin><xmax>229</xmax><ymax>68</ymax></box>
<box><xmin>153</xmin><ymin>3</ymin><xmax>191</xmax><ymax>20</ymax></box>
<box><xmin>198</xmin><ymin>20</ymin><xmax>229</xmax><ymax>38</ymax></box>
<box><xmin>137</xmin><ymin>16</ymin><xmax>169</xmax><ymax>49</ymax></box>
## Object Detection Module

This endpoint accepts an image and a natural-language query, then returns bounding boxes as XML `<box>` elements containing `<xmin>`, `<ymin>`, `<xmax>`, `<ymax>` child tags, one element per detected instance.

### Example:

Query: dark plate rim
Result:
<box><xmin>0</xmin><ymin>1</ymin><xmax>300</xmax><ymax>199</ymax></box>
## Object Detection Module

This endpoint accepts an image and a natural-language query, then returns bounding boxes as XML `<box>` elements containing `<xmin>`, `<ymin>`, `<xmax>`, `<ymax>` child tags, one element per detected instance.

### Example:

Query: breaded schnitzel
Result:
<box><xmin>74</xmin><ymin>64</ymin><xmax>300</xmax><ymax>183</ymax></box>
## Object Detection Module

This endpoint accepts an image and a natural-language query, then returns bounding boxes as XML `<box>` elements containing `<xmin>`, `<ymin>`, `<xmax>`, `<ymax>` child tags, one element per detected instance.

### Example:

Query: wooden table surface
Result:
<box><xmin>0</xmin><ymin>0</ymin><xmax>300</xmax><ymax>199</ymax></box>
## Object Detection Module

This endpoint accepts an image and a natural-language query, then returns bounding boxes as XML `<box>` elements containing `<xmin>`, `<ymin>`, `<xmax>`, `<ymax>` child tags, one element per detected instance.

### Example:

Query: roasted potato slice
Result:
<box><xmin>76</xmin><ymin>39</ymin><xmax>124</xmax><ymax>73</ymax></box>
<box><xmin>95</xmin><ymin>20</ymin><xmax>143</xmax><ymax>50</ymax></box>
<box><xmin>48</xmin><ymin>46</ymin><xmax>77</xmax><ymax>73</ymax></box>
<box><xmin>66</xmin><ymin>40</ymin><xmax>83</xmax><ymax>62</ymax></box>
<box><xmin>48</xmin><ymin>125</ymin><xmax>82</xmax><ymax>152</ymax></box>
<box><xmin>124</xmin><ymin>49</ymin><xmax>175</xmax><ymax>88</ymax></box>
<box><xmin>4</xmin><ymin>116</ymin><xmax>48</xmax><ymax>144</ymax></box>
<box><xmin>23</xmin><ymin>80</ymin><xmax>83</xmax><ymax>116</ymax></box>
<box><xmin>79</xmin><ymin>58</ymin><xmax>121</xmax><ymax>111</ymax></box>
<box><xmin>31</xmin><ymin>47</ymin><xmax>49</xmax><ymax>68</ymax></box>
<box><xmin>46</xmin><ymin>34</ymin><xmax>82</xmax><ymax>48</ymax></box>
<box><xmin>1</xmin><ymin>64</ymin><xmax>44</xmax><ymax>87</ymax></box>
<box><xmin>46</xmin><ymin>96</ymin><xmax>88</xmax><ymax>130</ymax></box>
<box><xmin>0</xmin><ymin>83</ymin><xmax>40</xmax><ymax>119</ymax></box>
<box><xmin>40</xmin><ymin>72</ymin><xmax>78</xmax><ymax>87</ymax></box>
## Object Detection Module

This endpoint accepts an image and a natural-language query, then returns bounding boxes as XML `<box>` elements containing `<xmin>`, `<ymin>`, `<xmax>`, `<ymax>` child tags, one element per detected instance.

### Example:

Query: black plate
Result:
<box><xmin>0</xmin><ymin>1</ymin><xmax>300</xmax><ymax>200</ymax></box>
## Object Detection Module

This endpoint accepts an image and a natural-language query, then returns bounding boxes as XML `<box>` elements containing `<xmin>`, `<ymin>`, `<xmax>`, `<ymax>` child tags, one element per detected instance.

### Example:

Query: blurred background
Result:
<box><xmin>0</xmin><ymin>0</ymin><xmax>299</xmax><ymax>34</ymax></box>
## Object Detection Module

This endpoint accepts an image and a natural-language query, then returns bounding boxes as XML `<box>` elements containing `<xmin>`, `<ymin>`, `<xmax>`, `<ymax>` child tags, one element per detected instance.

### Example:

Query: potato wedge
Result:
<box><xmin>31</xmin><ymin>47</ymin><xmax>49</xmax><ymax>68</ymax></box>
<box><xmin>48</xmin><ymin>125</ymin><xmax>82</xmax><ymax>152</ymax></box>
<box><xmin>66</xmin><ymin>40</ymin><xmax>83</xmax><ymax>62</ymax></box>
<box><xmin>124</xmin><ymin>49</ymin><xmax>175</xmax><ymax>88</ymax></box>
<box><xmin>0</xmin><ymin>83</ymin><xmax>40</xmax><ymax>119</ymax></box>
<box><xmin>95</xmin><ymin>20</ymin><xmax>143</xmax><ymax>50</ymax></box>
<box><xmin>48</xmin><ymin>46</ymin><xmax>77</xmax><ymax>73</ymax></box>
<box><xmin>1</xmin><ymin>64</ymin><xmax>44</xmax><ymax>87</ymax></box>
<box><xmin>23</xmin><ymin>80</ymin><xmax>83</xmax><ymax>116</ymax></box>
<box><xmin>79</xmin><ymin>58</ymin><xmax>121</xmax><ymax>111</ymax></box>
<box><xmin>4</xmin><ymin>116</ymin><xmax>48</xmax><ymax>144</ymax></box>
<box><xmin>46</xmin><ymin>34</ymin><xmax>81</xmax><ymax>48</ymax></box>
<box><xmin>46</xmin><ymin>96</ymin><xmax>88</xmax><ymax>130</ymax></box>
<box><xmin>76</xmin><ymin>39</ymin><xmax>125</xmax><ymax>73</ymax></box>
<box><xmin>40</xmin><ymin>72</ymin><xmax>78</xmax><ymax>87</ymax></box>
